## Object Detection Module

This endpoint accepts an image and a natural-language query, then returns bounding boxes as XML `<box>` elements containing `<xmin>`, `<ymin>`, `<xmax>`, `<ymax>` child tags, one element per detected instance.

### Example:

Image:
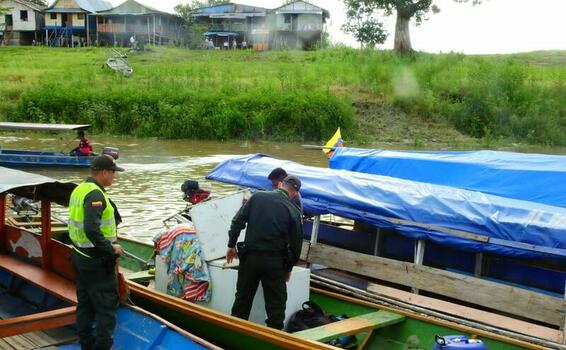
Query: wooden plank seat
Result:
<box><xmin>294</xmin><ymin>310</ymin><xmax>405</xmax><ymax>349</ymax></box>
<box><xmin>0</xmin><ymin>255</ymin><xmax>78</xmax><ymax>337</ymax></box>
<box><xmin>0</xmin><ymin>255</ymin><xmax>76</xmax><ymax>304</ymax></box>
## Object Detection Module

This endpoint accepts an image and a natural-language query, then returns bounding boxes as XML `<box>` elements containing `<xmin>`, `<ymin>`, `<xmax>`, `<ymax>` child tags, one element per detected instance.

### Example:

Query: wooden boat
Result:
<box><xmin>1</xmin><ymin>166</ymin><xmax>563</xmax><ymax>350</ymax></box>
<box><xmin>205</xmin><ymin>154</ymin><xmax>566</xmax><ymax>347</ymax></box>
<box><xmin>0</xmin><ymin>168</ymin><xmax>219</xmax><ymax>349</ymax></box>
<box><xmin>0</xmin><ymin>122</ymin><xmax>119</xmax><ymax>168</ymax></box>
<box><xmin>106</xmin><ymin>57</ymin><xmax>133</xmax><ymax>77</ymax></box>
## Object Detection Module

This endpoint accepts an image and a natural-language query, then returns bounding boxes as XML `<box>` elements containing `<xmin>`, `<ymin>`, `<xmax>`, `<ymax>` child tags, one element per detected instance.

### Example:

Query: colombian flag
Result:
<box><xmin>323</xmin><ymin>128</ymin><xmax>343</xmax><ymax>158</ymax></box>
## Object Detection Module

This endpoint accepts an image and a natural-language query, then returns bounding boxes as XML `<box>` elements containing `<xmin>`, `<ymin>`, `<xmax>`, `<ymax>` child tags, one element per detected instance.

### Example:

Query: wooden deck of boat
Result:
<box><xmin>0</xmin><ymin>327</ymin><xmax>76</xmax><ymax>349</ymax></box>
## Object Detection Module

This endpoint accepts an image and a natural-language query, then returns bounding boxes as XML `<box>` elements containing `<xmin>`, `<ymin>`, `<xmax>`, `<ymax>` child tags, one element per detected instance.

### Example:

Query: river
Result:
<box><xmin>2</xmin><ymin>132</ymin><xmax>565</xmax><ymax>242</ymax></box>
<box><xmin>0</xmin><ymin>133</ymin><xmax>328</xmax><ymax>242</ymax></box>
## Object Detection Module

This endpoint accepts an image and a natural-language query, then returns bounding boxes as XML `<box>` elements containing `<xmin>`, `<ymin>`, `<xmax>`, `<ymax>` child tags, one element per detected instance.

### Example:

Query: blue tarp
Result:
<box><xmin>329</xmin><ymin>148</ymin><xmax>566</xmax><ymax>208</ymax></box>
<box><xmin>207</xmin><ymin>154</ymin><xmax>566</xmax><ymax>260</ymax></box>
<box><xmin>203</xmin><ymin>32</ymin><xmax>239</xmax><ymax>37</ymax></box>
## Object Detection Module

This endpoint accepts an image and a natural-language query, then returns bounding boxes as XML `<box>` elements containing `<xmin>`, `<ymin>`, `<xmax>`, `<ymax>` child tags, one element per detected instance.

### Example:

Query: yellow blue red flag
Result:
<box><xmin>323</xmin><ymin>128</ymin><xmax>343</xmax><ymax>158</ymax></box>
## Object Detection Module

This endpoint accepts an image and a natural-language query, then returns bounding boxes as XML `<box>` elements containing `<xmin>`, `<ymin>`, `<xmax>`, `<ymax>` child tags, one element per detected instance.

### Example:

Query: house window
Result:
<box><xmin>77</xmin><ymin>13</ymin><xmax>84</xmax><ymax>20</ymax></box>
<box><xmin>284</xmin><ymin>14</ymin><xmax>291</xmax><ymax>24</ymax></box>
<box><xmin>50</xmin><ymin>13</ymin><xmax>57</xmax><ymax>20</ymax></box>
<box><xmin>20</xmin><ymin>10</ymin><xmax>28</xmax><ymax>22</ymax></box>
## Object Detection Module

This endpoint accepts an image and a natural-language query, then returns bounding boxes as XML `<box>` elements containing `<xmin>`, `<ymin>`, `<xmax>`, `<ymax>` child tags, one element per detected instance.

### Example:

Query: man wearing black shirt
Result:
<box><xmin>226</xmin><ymin>176</ymin><xmax>303</xmax><ymax>330</ymax></box>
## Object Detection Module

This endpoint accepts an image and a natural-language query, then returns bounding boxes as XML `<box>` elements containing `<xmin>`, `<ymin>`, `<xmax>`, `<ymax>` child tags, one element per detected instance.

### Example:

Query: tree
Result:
<box><xmin>174</xmin><ymin>0</ymin><xmax>225</xmax><ymax>48</ymax></box>
<box><xmin>342</xmin><ymin>0</ymin><xmax>482</xmax><ymax>53</ymax></box>
<box><xmin>342</xmin><ymin>1</ymin><xmax>387</xmax><ymax>48</ymax></box>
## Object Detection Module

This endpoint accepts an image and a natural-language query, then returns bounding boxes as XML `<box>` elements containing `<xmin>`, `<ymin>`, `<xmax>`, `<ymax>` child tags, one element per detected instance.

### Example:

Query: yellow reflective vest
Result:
<box><xmin>68</xmin><ymin>182</ymin><xmax>116</xmax><ymax>249</ymax></box>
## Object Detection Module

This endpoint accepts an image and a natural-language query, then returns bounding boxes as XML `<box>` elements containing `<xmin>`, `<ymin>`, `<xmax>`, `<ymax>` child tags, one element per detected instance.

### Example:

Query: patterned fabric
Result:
<box><xmin>153</xmin><ymin>224</ymin><xmax>211</xmax><ymax>302</ymax></box>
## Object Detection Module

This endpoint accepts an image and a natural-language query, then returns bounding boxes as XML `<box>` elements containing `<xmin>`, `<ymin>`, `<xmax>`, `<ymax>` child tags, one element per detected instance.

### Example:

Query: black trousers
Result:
<box><xmin>72</xmin><ymin>252</ymin><xmax>119</xmax><ymax>350</ymax></box>
<box><xmin>231</xmin><ymin>253</ymin><xmax>287</xmax><ymax>329</ymax></box>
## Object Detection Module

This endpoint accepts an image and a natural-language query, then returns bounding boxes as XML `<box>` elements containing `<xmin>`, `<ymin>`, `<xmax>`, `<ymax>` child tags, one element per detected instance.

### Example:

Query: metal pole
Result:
<box><xmin>0</xmin><ymin>194</ymin><xmax>5</xmax><ymax>252</ymax></box>
<box><xmin>310</xmin><ymin>216</ymin><xmax>320</xmax><ymax>245</ymax></box>
<box><xmin>412</xmin><ymin>239</ymin><xmax>425</xmax><ymax>294</ymax></box>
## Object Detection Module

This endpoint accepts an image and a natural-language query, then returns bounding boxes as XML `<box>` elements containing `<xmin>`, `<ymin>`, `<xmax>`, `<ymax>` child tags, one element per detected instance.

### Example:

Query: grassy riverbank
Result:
<box><xmin>1</xmin><ymin>46</ymin><xmax>565</xmax><ymax>146</ymax></box>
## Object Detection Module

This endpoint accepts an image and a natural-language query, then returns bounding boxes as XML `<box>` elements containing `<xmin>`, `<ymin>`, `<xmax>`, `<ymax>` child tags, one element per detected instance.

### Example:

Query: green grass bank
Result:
<box><xmin>1</xmin><ymin>47</ymin><xmax>565</xmax><ymax>146</ymax></box>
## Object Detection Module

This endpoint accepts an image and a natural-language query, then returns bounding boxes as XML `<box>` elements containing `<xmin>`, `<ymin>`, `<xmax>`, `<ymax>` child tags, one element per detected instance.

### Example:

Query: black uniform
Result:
<box><xmin>71</xmin><ymin>178</ymin><xmax>121</xmax><ymax>350</ymax></box>
<box><xmin>228</xmin><ymin>189</ymin><xmax>303</xmax><ymax>329</ymax></box>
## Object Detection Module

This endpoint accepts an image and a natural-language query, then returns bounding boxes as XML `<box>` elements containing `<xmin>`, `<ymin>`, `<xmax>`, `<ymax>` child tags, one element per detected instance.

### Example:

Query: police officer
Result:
<box><xmin>68</xmin><ymin>155</ymin><xmax>124</xmax><ymax>350</ymax></box>
<box><xmin>267</xmin><ymin>167</ymin><xmax>303</xmax><ymax>214</ymax></box>
<box><xmin>226</xmin><ymin>175</ymin><xmax>303</xmax><ymax>330</ymax></box>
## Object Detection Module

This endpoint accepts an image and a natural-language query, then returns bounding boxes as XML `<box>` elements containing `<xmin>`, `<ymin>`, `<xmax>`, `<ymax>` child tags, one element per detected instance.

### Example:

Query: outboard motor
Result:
<box><xmin>434</xmin><ymin>335</ymin><xmax>488</xmax><ymax>350</ymax></box>
<box><xmin>181</xmin><ymin>180</ymin><xmax>210</xmax><ymax>205</ymax></box>
<box><xmin>102</xmin><ymin>147</ymin><xmax>120</xmax><ymax>159</ymax></box>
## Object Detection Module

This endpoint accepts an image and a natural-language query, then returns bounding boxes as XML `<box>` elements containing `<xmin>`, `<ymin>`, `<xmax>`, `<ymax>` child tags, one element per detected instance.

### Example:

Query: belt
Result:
<box><xmin>247</xmin><ymin>249</ymin><xmax>284</xmax><ymax>256</ymax></box>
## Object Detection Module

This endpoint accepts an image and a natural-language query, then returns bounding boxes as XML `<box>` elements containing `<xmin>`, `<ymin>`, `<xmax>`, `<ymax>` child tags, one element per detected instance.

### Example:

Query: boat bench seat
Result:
<box><xmin>0</xmin><ymin>254</ymin><xmax>76</xmax><ymax>303</ymax></box>
<box><xmin>295</xmin><ymin>310</ymin><xmax>405</xmax><ymax>348</ymax></box>
<box><xmin>0</xmin><ymin>254</ymin><xmax>78</xmax><ymax>337</ymax></box>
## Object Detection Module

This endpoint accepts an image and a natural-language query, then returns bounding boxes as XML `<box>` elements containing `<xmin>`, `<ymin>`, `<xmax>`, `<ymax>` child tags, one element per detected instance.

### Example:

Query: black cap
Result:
<box><xmin>283</xmin><ymin>175</ymin><xmax>301</xmax><ymax>192</ymax></box>
<box><xmin>91</xmin><ymin>155</ymin><xmax>124</xmax><ymax>172</ymax></box>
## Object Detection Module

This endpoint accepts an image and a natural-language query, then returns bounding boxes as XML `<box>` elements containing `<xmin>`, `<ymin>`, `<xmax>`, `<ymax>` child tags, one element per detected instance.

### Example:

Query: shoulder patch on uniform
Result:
<box><xmin>91</xmin><ymin>201</ymin><xmax>103</xmax><ymax>208</ymax></box>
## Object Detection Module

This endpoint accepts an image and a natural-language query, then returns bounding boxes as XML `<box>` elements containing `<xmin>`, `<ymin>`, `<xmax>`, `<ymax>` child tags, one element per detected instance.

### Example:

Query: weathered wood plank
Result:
<box><xmin>307</xmin><ymin>243</ymin><xmax>565</xmax><ymax>326</ymax></box>
<box><xmin>294</xmin><ymin>311</ymin><xmax>405</xmax><ymax>342</ymax></box>
<box><xmin>0</xmin><ymin>306</ymin><xmax>76</xmax><ymax>338</ymax></box>
<box><xmin>0</xmin><ymin>255</ymin><xmax>77</xmax><ymax>303</ymax></box>
<box><xmin>366</xmin><ymin>282</ymin><xmax>563</xmax><ymax>343</ymax></box>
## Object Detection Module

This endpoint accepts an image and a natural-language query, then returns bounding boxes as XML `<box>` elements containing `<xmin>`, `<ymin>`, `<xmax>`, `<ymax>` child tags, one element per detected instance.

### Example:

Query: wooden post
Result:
<box><xmin>40</xmin><ymin>200</ymin><xmax>51</xmax><ymax>270</ymax></box>
<box><xmin>0</xmin><ymin>194</ymin><xmax>5</xmax><ymax>252</ymax></box>
<box><xmin>373</xmin><ymin>228</ymin><xmax>381</xmax><ymax>256</ymax></box>
<box><xmin>412</xmin><ymin>239</ymin><xmax>425</xmax><ymax>294</ymax></box>
<box><xmin>310</xmin><ymin>216</ymin><xmax>320</xmax><ymax>246</ymax></box>
<box><xmin>86</xmin><ymin>14</ymin><xmax>90</xmax><ymax>46</ymax></box>
<box><xmin>45</xmin><ymin>29</ymin><xmax>48</xmax><ymax>45</ymax></box>
<box><xmin>474</xmin><ymin>253</ymin><xmax>484</xmax><ymax>277</ymax></box>
<box><xmin>146</xmin><ymin>16</ymin><xmax>151</xmax><ymax>44</ymax></box>
<box><xmin>153</xmin><ymin>15</ymin><xmax>156</xmax><ymax>45</ymax></box>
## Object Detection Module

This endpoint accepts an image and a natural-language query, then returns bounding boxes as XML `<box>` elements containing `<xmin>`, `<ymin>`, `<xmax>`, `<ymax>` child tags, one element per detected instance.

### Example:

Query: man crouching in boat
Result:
<box><xmin>226</xmin><ymin>176</ymin><xmax>304</xmax><ymax>330</ymax></box>
<box><xmin>68</xmin><ymin>155</ymin><xmax>125</xmax><ymax>350</ymax></box>
<box><xmin>70</xmin><ymin>130</ymin><xmax>94</xmax><ymax>156</ymax></box>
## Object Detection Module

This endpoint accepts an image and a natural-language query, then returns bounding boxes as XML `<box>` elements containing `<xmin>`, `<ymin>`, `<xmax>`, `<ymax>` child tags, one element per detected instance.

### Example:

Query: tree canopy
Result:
<box><xmin>342</xmin><ymin>0</ymin><xmax>482</xmax><ymax>53</ymax></box>
<box><xmin>174</xmin><ymin>0</ymin><xmax>225</xmax><ymax>24</ymax></box>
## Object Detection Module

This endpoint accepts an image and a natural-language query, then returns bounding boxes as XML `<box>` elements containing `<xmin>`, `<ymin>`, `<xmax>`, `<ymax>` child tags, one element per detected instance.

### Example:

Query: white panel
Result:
<box><xmin>189</xmin><ymin>190</ymin><xmax>249</xmax><ymax>261</ymax></box>
<box><xmin>198</xmin><ymin>261</ymin><xmax>310</xmax><ymax>328</ymax></box>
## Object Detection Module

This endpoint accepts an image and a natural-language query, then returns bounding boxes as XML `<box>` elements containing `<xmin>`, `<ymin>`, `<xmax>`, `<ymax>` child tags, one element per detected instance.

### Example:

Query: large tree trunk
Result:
<box><xmin>394</xmin><ymin>11</ymin><xmax>412</xmax><ymax>53</ymax></box>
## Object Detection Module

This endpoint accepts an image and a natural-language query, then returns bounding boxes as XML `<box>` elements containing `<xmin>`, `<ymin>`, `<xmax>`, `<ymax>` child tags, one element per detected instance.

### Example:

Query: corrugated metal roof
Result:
<box><xmin>0</xmin><ymin>122</ymin><xmax>91</xmax><ymax>131</ymax></box>
<box><xmin>273</xmin><ymin>0</ymin><xmax>329</xmax><ymax>18</ymax></box>
<box><xmin>46</xmin><ymin>0</ymin><xmax>113</xmax><ymax>13</ymax></box>
<box><xmin>97</xmin><ymin>0</ymin><xmax>175</xmax><ymax>16</ymax></box>
<box><xmin>11</xmin><ymin>0</ymin><xmax>45</xmax><ymax>12</ymax></box>
<box><xmin>0</xmin><ymin>167</ymin><xmax>76</xmax><ymax>206</ymax></box>
<box><xmin>193</xmin><ymin>2</ymin><xmax>267</xmax><ymax>15</ymax></box>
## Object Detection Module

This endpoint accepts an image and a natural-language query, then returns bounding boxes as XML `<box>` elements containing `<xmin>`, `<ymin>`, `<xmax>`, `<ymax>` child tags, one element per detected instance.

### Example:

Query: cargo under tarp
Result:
<box><xmin>329</xmin><ymin>148</ymin><xmax>566</xmax><ymax>208</ymax></box>
<box><xmin>206</xmin><ymin>154</ymin><xmax>566</xmax><ymax>260</ymax></box>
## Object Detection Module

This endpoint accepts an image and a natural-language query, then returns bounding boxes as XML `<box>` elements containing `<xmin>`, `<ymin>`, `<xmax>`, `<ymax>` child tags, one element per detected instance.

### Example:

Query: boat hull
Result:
<box><xmin>0</xmin><ymin>149</ymin><xmax>92</xmax><ymax>168</ymax></box>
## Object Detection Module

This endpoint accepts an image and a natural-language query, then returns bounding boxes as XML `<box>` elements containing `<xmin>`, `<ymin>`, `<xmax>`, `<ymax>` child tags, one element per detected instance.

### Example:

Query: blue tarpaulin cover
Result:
<box><xmin>329</xmin><ymin>148</ymin><xmax>566</xmax><ymax>208</ymax></box>
<box><xmin>207</xmin><ymin>154</ymin><xmax>566</xmax><ymax>260</ymax></box>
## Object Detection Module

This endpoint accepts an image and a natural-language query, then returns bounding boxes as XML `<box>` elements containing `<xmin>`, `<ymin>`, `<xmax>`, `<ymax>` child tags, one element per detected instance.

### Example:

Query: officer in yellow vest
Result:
<box><xmin>68</xmin><ymin>155</ymin><xmax>124</xmax><ymax>350</ymax></box>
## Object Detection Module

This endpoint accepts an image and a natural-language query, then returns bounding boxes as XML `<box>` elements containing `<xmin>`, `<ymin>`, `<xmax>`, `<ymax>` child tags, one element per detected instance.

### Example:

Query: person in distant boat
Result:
<box><xmin>70</xmin><ymin>130</ymin><xmax>93</xmax><ymax>156</ymax></box>
<box><xmin>268</xmin><ymin>167</ymin><xmax>303</xmax><ymax>214</ymax></box>
<box><xmin>69</xmin><ymin>155</ymin><xmax>125</xmax><ymax>350</ymax></box>
<box><xmin>226</xmin><ymin>175</ymin><xmax>303</xmax><ymax>330</ymax></box>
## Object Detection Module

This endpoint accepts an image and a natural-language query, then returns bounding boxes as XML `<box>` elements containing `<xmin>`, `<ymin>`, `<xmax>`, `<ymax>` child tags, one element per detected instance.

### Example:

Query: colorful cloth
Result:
<box><xmin>153</xmin><ymin>224</ymin><xmax>211</xmax><ymax>302</ymax></box>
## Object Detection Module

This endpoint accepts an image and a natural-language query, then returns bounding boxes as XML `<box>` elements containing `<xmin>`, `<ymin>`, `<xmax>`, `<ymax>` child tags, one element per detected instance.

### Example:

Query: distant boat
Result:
<box><xmin>106</xmin><ymin>57</ymin><xmax>133</xmax><ymax>77</ymax></box>
<box><xmin>0</xmin><ymin>122</ymin><xmax>119</xmax><ymax>168</ymax></box>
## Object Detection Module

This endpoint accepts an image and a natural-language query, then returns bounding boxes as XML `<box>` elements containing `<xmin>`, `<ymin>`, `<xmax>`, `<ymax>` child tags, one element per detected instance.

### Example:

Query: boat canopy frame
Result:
<box><xmin>0</xmin><ymin>122</ymin><xmax>91</xmax><ymax>132</ymax></box>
